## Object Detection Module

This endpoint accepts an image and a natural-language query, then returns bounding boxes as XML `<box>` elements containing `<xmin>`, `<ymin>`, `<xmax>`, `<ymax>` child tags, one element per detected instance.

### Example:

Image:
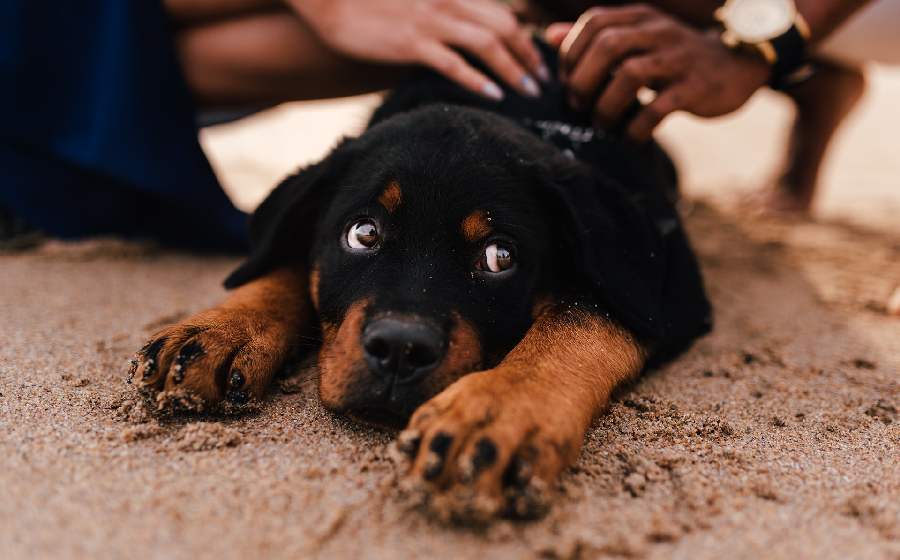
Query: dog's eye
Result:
<box><xmin>346</xmin><ymin>219</ymin><xmax>380</xmax><ymax>250</ymax></box>
<box><xmin>476</xmin><ymin>243</ymin><xmax>515</xmax><ymax>274</ymax></box>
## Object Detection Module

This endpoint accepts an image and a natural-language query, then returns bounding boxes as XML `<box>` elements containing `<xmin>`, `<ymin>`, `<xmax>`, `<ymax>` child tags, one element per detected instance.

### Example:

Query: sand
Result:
<box><xmin>2</xmin><ymin>68</ymin><xmax>899</xmax><ymax>559</ymax></box>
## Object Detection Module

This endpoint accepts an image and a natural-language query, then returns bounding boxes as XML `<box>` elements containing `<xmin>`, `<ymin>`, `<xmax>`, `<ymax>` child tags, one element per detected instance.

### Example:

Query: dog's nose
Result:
<box><xmin>362</xmin><ymin>317</ymin><xmax>445</xmax><ymax>383</ymax></box>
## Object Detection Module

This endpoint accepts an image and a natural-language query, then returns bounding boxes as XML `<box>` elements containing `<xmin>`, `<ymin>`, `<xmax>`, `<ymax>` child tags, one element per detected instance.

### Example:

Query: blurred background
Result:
<box><xmin>203</xmin><ymin>65</ymin><xmax>900</xmax><ymax>235</ymax></box>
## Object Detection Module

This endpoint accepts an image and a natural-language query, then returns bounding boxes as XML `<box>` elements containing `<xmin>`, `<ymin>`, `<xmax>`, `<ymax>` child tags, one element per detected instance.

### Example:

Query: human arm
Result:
<box><xmin>288</xmin><ymin>0</ymin><xmax>550</xmax><ymax>100</ymax></box>
<box><xmin>545</xmin><ymin>0</ymin><xmax>873</xmax><ymax>141</ymax></box>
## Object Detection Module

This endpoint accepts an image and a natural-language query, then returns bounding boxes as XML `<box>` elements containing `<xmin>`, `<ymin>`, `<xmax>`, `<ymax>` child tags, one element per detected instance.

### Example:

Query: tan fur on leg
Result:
<box><xmin>132</xmin><ymin>267</ymin><xmax>313</xmax><ymax>411</ymax></box>
<box><xmin>403</xmin><ymin>300</ymin><xmax>647</xmax><ymax>520</ymax></box>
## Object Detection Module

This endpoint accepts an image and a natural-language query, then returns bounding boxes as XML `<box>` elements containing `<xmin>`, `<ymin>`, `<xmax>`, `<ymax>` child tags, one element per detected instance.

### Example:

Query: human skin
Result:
<box><xmin>540</xmin><ymin>0</ymin><xmax>872</xmax><ymax>140</ymax></box>
<box><xmin>166</xmin><ymin>0</ymin><xmax>871</xmax><ymax>214</ymax></box>
<box><xmin>165</xmin><ymin>0</ymin><xmax>549</xmax><ymax>107</ymax></box>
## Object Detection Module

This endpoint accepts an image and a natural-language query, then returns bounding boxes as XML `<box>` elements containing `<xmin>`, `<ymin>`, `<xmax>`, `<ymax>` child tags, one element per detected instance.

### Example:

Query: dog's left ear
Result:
<box><xmin>223</xmin><ymin>139</ymin><xmax>355</xmax><ymax>289</ymax></box>
<box><xmin>536</xmin><ymin>147</ymin><xmax>711</xmax><ymax>355</ymax></box>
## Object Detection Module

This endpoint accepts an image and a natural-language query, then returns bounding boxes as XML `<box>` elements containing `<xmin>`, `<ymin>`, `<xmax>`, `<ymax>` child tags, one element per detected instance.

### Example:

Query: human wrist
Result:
<box><xmin>709</xmin><ymin>0</ymin><xmax>809</xmax><ymax>91</ymax></box>
<box><xmin>704</xmin><ymin>29</ymin><xmax>771</xmax><ymax>87</ymax></box>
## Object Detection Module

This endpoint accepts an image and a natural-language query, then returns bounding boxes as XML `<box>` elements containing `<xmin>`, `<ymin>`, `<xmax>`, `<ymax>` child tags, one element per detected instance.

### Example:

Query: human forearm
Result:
<box><xmin>531</xmin><ymin>0</ymin><xmax>874</xmax><ymax>43</ymax></box>
<box><xmin>165</xmin><ymin>0</ymin><xmax>282</xmax><ymax>26</ymax></box>
<box><xmin>795</xmin><ymin>0</ymin><xmax>873</xmax><ymax>42</ymax></box>
<box><xmin>175</xmin><ymin>12</ymin><xmax>409</xmax><ymax>108</ymax></box>
<box><xmin>635</xmin><ymin>0</ymin><xmax>874</xmax><ymax>43</ymax></box>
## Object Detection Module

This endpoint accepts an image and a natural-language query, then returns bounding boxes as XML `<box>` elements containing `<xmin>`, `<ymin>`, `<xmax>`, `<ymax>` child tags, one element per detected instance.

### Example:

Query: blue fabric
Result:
<box><xmin>0</xmin><ymin>1</ymin><xmax>248</xmax><ymax>251</ymax></box>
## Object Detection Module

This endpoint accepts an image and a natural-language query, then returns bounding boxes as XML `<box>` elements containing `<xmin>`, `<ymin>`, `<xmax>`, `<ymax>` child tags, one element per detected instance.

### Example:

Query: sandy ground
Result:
<box><xmin>2</xmin><ymin>67</ymin><xmax>899</xmax><ymax>559</ymax></box>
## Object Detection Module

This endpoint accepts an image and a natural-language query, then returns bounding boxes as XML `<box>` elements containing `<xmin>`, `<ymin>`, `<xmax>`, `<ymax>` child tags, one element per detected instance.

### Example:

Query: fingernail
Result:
<box><xmin>536</xmin><ymin>63</ymin><xmax>551</xmax><ymax>83</ymax></box>
<box><xmin>481</xmin><ymin>81</ymin><xmax>504</xmax><ymax>101</ymax></box>
<box><xmin>520</xmin><ymin>75</ymin><xmax>540</xmax><ymax>98</ymax></box>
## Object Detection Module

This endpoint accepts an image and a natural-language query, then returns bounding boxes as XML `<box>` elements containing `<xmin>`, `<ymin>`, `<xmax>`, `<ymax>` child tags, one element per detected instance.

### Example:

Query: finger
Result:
<box><xmin>560</xmin><ymin>5</ymin><xmax>654</xmax><ymax>76</ymax></box>
<box><xmin>567</xmin><ymin>26</ymin><xmax>661</xmax><ymax>102</ymax></box>
<box><xmin>545</xmin><ymin>23</ymin><xmax>573</xmax><ymax>48</ymax></box>
<box><xmin>510</xmin><ymin>27</ymin><xmax>550</xmax><ymax>82</ymax></box>
<box><xmin>434</xmin><ymin>17</ymin><xmax>540</xmax><ymax>97</ymax></box>
<box><xmin>416</xmin><ymin>41</ymin><xmax>504</xmax><ymax>101</ymax></box>
<box><xmin>451</xmin><ymin>0</ymin><xmax>548</xmax><ymax>81</ymax></box>
<box><xmin>594</xmin><ymin>54</ymin><xmax>678</xmax><ymax>128</ymax></box>
<box><xmin>627</xmin><ymin>82</ymin><xmax>692</xmax><ymax>142</ymax></box>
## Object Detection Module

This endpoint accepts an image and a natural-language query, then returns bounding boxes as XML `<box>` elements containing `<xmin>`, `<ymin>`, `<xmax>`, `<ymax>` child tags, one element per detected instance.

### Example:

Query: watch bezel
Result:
<box><xmin>716</xmin><ymin>0</ymin><xmax>798</xmax><ymax>43</ymax></box>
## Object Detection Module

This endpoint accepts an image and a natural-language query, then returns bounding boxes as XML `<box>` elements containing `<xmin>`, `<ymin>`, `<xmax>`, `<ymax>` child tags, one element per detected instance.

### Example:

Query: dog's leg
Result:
<box><xmin>400</xmin><ymin>299</ymin><xmax>647</xmax><ymax>518</ymax></box>
<box><xmin>131</xmin><ymin>267</ymin><xmax>314</xmax><ymax>409</ymax></box>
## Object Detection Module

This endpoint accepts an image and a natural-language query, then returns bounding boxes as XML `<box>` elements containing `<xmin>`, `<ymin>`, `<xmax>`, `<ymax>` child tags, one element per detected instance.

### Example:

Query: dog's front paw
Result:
<box><xmin>397</xmin><ymin>368</ymin><xmax>586</xmax><ymax>522</ymax></box>
<box><xmin>129</xmin><ymin>307</ymin><xmax>295</xmax><ymax>411</ymax></box>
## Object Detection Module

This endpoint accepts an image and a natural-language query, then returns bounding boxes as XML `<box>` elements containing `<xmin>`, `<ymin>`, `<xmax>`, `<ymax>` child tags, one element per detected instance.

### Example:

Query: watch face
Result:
<box><xmin>723</xmin><ymin>0</ymin><xmax>795</xmax><ymax>42</ymax></box>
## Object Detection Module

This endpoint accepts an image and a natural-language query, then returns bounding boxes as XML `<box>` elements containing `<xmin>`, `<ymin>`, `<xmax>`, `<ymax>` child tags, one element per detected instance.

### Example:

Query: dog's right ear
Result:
<box><xmin>223</xmin><ymin>139</ymin><xmax>355</xmax><ymax>289</ymax></box>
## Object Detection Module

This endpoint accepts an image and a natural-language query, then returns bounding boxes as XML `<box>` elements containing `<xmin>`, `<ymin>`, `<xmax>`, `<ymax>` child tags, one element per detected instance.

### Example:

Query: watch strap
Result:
<box><xmin>768</xmin><ymin>22</ymin><xmax>809</xmax><ymax>89</ymax></box>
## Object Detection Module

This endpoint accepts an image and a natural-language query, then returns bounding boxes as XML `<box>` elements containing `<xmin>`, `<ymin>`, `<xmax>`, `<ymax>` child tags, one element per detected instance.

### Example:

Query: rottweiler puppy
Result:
<box><xmin>131</xmin><ymin>46</ymin><xmax>711</xmax><ymax>518</ymax></box>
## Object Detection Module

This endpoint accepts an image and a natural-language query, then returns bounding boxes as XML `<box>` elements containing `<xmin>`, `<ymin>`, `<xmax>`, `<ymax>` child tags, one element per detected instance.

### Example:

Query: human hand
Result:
<box><xmin>289</xmin><ymin>0</ymin><xmax>548</xmax><ymax>100</ymax></box>
<box><xmin>546</xmin><ymin>5</ymin><xmax>771</xmax><ymax>141</ymax></box>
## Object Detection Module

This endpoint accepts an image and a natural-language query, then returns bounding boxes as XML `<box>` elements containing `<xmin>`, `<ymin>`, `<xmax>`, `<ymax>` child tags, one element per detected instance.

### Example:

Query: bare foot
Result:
<box><xmin>773</xmin><ymin>60</ymin><xmax>866</xmax><ymax>217</ymax></box>
<box><xmin>740</xmin><ymin>183</ymin><xmax>813</xmax><ymax>219</ymax></box>
<box><xmin>766</xmin><ymin>187</ymin><xmax>813</xmax><ymax>215</ymax></box>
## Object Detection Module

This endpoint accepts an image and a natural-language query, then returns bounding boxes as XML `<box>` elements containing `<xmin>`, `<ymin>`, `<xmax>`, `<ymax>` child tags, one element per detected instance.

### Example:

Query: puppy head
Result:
<box><xmin>308</xmin><ymin>109</ymin><xmax>559</xmax><ymax>424</ymax></box>
<box><xmin>225</xmin><ymin>104</ymin><xmax>696</xmax><ymax>425</ymax></box>
<box><xmin>225</xmin><ymin>106</ymin><xmax>568</xmax><ymax>424</ymax></box>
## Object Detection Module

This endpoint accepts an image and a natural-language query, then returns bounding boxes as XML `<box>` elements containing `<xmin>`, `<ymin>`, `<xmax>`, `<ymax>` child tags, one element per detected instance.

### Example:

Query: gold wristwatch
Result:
<box><xmin>715</xmin><ymin>0</ymin><xmax>812</xmax><ymax>88</ymax></box>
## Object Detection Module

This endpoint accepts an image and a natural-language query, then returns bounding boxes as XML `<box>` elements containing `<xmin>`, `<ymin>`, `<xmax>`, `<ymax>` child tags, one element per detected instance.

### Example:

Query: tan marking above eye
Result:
<box><xmin>461</xmin><ymin>209</ymin><xmax>492</xmax><ymax>243</ymax></box>
<box><xmin>378</xmin><ymin>181</ymin><xmax>402</xmax><ymax>213</ymax></box>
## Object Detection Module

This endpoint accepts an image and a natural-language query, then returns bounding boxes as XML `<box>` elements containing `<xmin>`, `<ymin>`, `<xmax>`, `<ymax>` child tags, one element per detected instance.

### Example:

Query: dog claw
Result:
<box><xmin>397</xmin><ymin>429</ymin><xmax>422</xmax><ymax>455</ymax></box>
<box><xmin>229</xmin><ymin>370</ymin><xmax>245</xmax><ymax>389</ymax></box>
<box><xmin>226</xmin><ymin>390</ymin><xmax>249</xmax><ymax>405</ymax></box>
<box><xmin>429</xmin><ymin>432</ymin><xmax>453</xmax><ymax>454</ymax></box>
<box><xmin>141</xmin><ymin>357</ymin><xmax>157</xmax><ymax>380</ymax></box>
<box><xmin>422</xmin><ymin>432</ymin><xmax>454</xmax><ymax>480</ymax></box>
<box><xmin>171</xmin><ymin>341</ymin><xmax>204</xmax><ymax>384</ymax></box>
<box><xmin>126</xmin><ymin>358</ymin><xmax>139</xmax><ymax>384</ymax></box>
<box><xmin>458</xmin><ymin>437</ymin><xmax>498</xmax><ymax>484</ymax></box>
<box><xmin>472</xmin><ymin>438</ymin><xmax>497</xmax><ymax>472</ymax></box>
<box><xmin>423</xmin><ymin>451</ymin><xmax>444</xmax><ymax>480</ymax></box>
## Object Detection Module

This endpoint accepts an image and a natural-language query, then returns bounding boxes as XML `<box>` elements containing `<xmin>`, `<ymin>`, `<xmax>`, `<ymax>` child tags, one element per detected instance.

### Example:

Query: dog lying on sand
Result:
<box><xmin>131</xmin><ymin>45</ymin><xmax>711</xmax><ymax>519</ymax></box>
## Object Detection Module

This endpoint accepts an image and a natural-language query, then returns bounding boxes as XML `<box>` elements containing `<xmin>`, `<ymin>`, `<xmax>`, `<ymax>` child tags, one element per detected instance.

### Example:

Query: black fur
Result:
<box><xmin>225</xmin><ymin>42</ymin><xmax>711</xmax><ymax>365</ymax></box>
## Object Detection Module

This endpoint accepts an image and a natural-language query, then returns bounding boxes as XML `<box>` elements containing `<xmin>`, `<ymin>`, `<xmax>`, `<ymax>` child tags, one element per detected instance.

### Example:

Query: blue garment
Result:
<box><xmin>0</xmin><ymin>1</ymin><xmax>248</xmax><ymax>251</ymax></box>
